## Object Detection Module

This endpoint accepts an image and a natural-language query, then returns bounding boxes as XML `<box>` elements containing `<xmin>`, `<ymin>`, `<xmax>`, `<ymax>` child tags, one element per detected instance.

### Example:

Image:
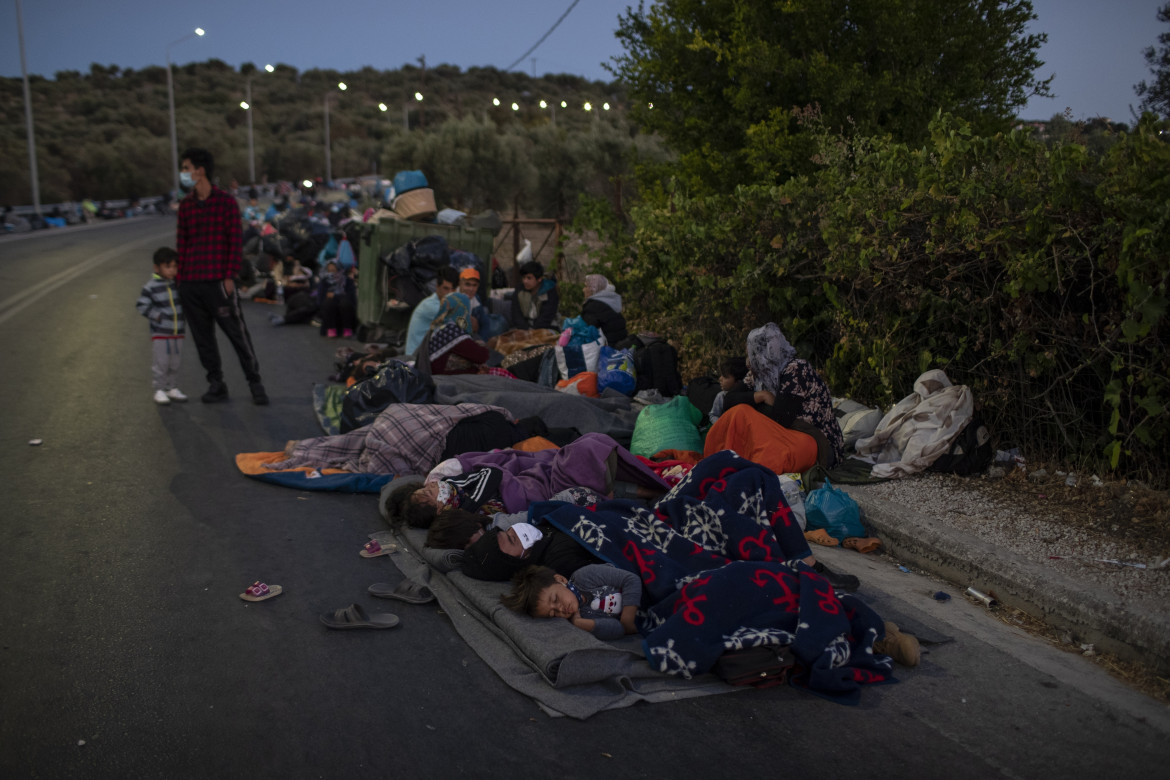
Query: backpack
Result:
<box><xmin>633</xmin><ymin>337</ymin><xmax>683</xmax><ymax>397</ymax></box>
<box><xmin>929</xmin><ymin>412</ymin><xmax>993</xmax><ymax>476</ymax></box>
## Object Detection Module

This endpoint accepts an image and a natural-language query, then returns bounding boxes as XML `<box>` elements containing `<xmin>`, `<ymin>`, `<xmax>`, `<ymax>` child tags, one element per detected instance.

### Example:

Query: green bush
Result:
<box><xmin>610</xmin><ymin>112</ymin><xmax>1169</xmax><ymax>482</ymax></box>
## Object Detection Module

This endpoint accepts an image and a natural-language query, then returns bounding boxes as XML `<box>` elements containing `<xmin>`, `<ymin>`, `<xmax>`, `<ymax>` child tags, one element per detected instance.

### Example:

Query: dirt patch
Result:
<box><xmin>968</xmin><ymin>467</ymin><xmax>1170</xmax><ymax>564</ymax></box>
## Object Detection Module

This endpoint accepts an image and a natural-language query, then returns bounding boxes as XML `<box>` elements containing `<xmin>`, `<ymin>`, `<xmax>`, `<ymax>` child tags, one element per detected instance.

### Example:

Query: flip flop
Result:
<box><xmin>368</xmin><ymin>580</ymin><xmax>435</xmax><ymax>604</ymax></box>
<box><xmin>360</xmin><ymin>539</ymin><xmax>397</xmax><ymax>558</ymax></box>
<box><xmin>843</xmin><ymin>536</ymin><xmax>883</xmax><ymax>554</ymax></box>
<box><xmin>803</xmin><ymin>528</ymin><xmax>840</xmax><ymax>547</ymax></box>
<box><xmin>319</xmin><ymin>603</ymin><xmax>399</xmax><ymax>630</ymax></box>
<box><xmin>239</xmin><ymin>581</ymin><xmax>283</xmax><ymax>602</ymax></box>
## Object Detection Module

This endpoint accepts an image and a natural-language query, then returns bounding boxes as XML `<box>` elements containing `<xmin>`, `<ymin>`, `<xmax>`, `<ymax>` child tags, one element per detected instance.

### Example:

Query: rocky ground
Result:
<box><xmin>856</xmin><ymin>462</ymin><xmax>1170</xmax><ymax>699</ymax></box>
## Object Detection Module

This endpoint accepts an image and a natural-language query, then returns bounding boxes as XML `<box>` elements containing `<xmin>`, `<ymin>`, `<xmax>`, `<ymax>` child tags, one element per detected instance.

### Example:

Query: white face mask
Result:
<box><xmin>435</xmin><ymin>481</ymin><xmax>455</xmax><ymax>508</ymax></box>
<box><xmin>179</xmin><ymin>171</ymin><xmax>195</xmax><ymax>189</ymax></box>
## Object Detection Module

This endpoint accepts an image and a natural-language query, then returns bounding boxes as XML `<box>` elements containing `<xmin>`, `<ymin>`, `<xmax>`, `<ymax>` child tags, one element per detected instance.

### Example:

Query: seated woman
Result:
<box><xmin>424</xmin><ymin>291</ymin><xmax>491</xmax><ymax>375</ymax></box>
<box><xmin>579</xmin><ymin>274</ymin><xmax>628</xmax><ymax>346</ymax></box>
<box><xmin>502</xmin><ymin>564</ymin><xmax>641</xmax><ymax>640</ymax></box>
<box><xmin>704</xmin><ymin>323</ymin><xmax>844</xmax><ymax>474</ymax></box>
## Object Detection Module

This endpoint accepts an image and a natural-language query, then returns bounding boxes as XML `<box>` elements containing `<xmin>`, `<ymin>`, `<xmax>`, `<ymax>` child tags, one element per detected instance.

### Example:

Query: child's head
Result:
<box><xmin>324</xmin><ymin>260</ymin><xmax>338</xmax><ymax>274</ymax></box>
<box><xmin>153</xmin><ymin>247</ymin><xmax>179</xmax><ymax>280</ymax></box>
<box><xmin>500</xmin><ymin>565</ymin><xmax>575</xmax><ymax>618</ymax></box>
<box><xmin>718</xmin><ymin>356</ymin><xmax>748</xmax><ymax>391</ymax></box>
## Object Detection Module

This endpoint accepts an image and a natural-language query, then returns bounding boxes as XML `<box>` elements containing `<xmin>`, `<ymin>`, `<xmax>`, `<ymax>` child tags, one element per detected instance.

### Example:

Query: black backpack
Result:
<box><xmin>930</xmin><ymin>412</ymin><xmax>993</xmax><ymax>476</ymax></box>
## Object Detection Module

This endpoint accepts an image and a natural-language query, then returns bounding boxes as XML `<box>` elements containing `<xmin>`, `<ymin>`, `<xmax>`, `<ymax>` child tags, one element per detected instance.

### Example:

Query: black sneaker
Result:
<box><xmin>201</xmin><ymin>381</ymin><xmax>229</xmax><ymax>403</ymax></box>
<box><xmin>250</xmin><ymin>382</ymin><xmax>269</xmax><ymax>406</ymax></box>
<box><xmin>813</xmin><ymin>561</ymin><xmax>860</xmax><ymax>593</ymax></box>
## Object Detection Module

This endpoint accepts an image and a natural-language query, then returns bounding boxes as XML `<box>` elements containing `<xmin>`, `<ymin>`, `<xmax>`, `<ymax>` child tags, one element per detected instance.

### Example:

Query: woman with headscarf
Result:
<box><xmin>425</xmin><ymin>291</ymin><xmax>490</xmax><ymax>375</ymax></box>
<box><xmin>703</xmin><ymin>322</ymin><xmax>844</xmax><ymax>473</ymax></box>
<box><xmin>580</xmin><ymin>273</ymin><xmax>628</xmax><ymax>345</ymax></box>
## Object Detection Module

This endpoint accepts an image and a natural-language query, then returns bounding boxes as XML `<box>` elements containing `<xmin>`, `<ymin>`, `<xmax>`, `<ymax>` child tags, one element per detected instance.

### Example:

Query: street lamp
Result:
<box><xmin>324</xmin><ymin>82</ymin><xmax>346</xmax><ymax>184</ymax></box>
<box><xmin>166</xmin><ymin>27</ymin><xmax>205</xmax><ymax>194</ymax></box>
<box><xmin>241</xmin><ymin>64</ymin><xmax>273</xmax><ymax>185</ymax></box>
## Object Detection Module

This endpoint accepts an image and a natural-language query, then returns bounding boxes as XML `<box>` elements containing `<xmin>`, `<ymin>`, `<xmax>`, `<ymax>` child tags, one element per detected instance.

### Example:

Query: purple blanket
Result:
<box><xmin>456</xmin><ymin>432</ymin><xmax>670</xmax><ymax>513</ymax></box>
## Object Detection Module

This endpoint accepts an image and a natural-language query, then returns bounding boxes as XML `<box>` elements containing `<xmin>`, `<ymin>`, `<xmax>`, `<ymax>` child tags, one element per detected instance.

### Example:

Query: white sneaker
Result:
<box><xmin>153</xmin><ymin>389</ymin><xmax>171</xmax><ymax>405</ymax></box>
<box><xmin>166</xmin><ymin>388</ymin><xmax>188</xmax><ymax>402</ymax></box>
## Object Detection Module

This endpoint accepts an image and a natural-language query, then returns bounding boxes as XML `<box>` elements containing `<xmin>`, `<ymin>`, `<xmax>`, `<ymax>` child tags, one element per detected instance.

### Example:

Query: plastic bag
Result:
<box><xmin>559</xmin><ymin>316</ymin><xmax>601</xmax><ymax>347</ymax></box>
<box><xmin>597</xmin><ymin>345</ymin><xmax>637</xmax><ymax>396</ymax></box>
<box><xmin>804</xmin><ymin>478</ymin><xmax>865</xmax><ymax>540</ymax></box>
<box><xmin>556</xmin><ymin>371</ymin><xmax>599</xmax><ymax>397</ymax></box>
<box><xmin>340</xmin><ymin>362</ymin><xmax>433</xmax><ymax>433</ymax></box>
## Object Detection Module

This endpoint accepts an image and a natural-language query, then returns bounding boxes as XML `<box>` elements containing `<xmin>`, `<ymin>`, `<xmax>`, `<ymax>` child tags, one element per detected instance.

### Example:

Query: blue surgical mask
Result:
<box><xmin>179</xmin><ymin>171</ymin><xmax>195</xmax><ymax>189</ymax></box>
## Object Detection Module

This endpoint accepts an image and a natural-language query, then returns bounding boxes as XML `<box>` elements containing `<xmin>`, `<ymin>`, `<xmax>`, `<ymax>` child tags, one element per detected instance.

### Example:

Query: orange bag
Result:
<box><xmin>556</xmin><ymin>371</ymin><xmax>599</xmax><ymax>398</ymax></box>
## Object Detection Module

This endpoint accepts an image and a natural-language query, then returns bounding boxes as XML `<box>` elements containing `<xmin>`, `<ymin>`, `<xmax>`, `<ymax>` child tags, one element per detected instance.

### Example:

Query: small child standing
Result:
<box><xmin>708</xmin><ymin>356</ymin><xmax>749</xmax><ymax>424</ymax></box>
<box><xmin>317</xmin><ymin>260</ymin><xmax>357</xmax><ymax>338</ymax></box>
<box><xmin>136</xmin><ymin>247</ymin><xmax>187</xmax><ymax>405</ymax></box>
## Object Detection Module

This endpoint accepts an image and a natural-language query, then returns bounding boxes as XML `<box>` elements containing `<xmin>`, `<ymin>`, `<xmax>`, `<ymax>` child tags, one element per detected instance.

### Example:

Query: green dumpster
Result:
<box><xmin>356</xmin><ymin>218</ymin><xmax>497</xmax><ymax>326</ymax></box>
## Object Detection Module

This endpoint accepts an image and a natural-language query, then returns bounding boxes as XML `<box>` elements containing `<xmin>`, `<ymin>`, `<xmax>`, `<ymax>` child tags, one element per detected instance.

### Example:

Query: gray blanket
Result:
<box><xmin>378</xmin><ymin>498</ymin><xmax>735</xmax><ymax>718</ymax></box>
<box><xmin>430</xmin><ymin>374</ymin><xmax>641</xmax><ymax>439</ymax></box>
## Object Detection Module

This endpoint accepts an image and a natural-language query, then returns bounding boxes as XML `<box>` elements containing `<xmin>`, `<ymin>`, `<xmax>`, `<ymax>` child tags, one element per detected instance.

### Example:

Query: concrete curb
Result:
<box><xmin>839</xmin><ymin>484</ymin><xmax>1170</xmax><ymax>674</ymax></box>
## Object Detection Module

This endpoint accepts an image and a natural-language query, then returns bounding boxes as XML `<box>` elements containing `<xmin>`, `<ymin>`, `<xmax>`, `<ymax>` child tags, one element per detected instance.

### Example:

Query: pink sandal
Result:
<box><xmin>239</xmin><ymin>581</ymin><xmax>283</xmax><ymax>602</ymax></box>
<box><xmin>360</xmin><ymin>540</ymin><xmax>397</xmax><ymax>558</ymax></box>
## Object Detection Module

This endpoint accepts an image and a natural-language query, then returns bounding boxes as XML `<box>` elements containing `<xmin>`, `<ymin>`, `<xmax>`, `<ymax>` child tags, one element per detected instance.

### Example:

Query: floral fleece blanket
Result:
<box><xmin>531</xmin><ymin>450</ymin><xmax>895</xmax><ymax>703</ymax></box>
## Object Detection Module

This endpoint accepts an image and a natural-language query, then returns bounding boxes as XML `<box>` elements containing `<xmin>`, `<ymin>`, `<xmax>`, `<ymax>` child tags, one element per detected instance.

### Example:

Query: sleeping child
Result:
<box><xmin>501</xmin><ymin>564</ymin><xmax>641</xmax><ymax>640</ymax></box>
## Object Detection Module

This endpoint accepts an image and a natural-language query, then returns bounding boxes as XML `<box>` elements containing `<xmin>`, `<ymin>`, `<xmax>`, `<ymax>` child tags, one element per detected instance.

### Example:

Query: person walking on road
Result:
<box><xmin>176</xmin><ymin>147</ymin><xmax>268</xmax><ymax>405</ymax></box>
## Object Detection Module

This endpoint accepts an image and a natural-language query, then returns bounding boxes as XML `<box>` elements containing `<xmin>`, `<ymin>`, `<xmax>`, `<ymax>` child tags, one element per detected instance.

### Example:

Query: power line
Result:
<box><xmin>504</xmin><ymin>0</ymin><xmax>581</xmax><ymax>72</ymax></box>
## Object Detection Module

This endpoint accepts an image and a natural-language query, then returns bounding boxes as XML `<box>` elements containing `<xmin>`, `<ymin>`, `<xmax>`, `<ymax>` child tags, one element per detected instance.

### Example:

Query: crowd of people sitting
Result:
<box><xmin>237</xmin><ymin>218</ymin><xmax>924</xmax><ymax>691</ymax></box>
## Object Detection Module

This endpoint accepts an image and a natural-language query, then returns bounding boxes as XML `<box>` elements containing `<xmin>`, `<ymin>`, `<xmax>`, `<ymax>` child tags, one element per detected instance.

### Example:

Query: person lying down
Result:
<box><xmin>501</xmin><ymin>564</ymin><xmax>641</xmax><ymax>640</ymax></box>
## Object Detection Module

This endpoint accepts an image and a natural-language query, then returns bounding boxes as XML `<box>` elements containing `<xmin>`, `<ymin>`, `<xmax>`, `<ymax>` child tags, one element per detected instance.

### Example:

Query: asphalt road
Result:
<box><xmin>1</xmin><ymin>218</ymin><xmax>1167</xmax><ymax>779</ymax></box>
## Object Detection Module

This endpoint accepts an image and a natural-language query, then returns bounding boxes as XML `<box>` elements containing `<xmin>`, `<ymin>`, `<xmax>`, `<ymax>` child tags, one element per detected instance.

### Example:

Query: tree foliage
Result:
<box><xmin>1136</xmin><ymin>2</ymin><xmax>1170</xmax><ymax>118</ymax></box>
<box><xmin>611</xmin><ymin>0</ymin><xmax>1052</xmax><ymax>192</ymax></box>
<box><xmin>604</xmin><ymin>112</ymin><xmax>1169</xmax><ymax>482</ymax></box>
<box><xmin>0</xmin><ymin>61</ymin><xmax>653</xmax><ymax>217</ymax></box>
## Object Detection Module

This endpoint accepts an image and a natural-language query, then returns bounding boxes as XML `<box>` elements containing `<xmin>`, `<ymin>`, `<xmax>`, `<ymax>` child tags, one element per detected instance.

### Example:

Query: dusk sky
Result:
<box><xmin>2</xmin><ymin>0</ymin><xmax>1165</xmax><ymax>122</ymax></box>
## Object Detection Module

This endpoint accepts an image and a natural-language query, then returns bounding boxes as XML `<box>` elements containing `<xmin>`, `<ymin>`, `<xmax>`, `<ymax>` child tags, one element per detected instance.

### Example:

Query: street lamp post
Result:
<box><xmin>166</xmin><ymin>27</ymin><xmax>205</xmax><ymax>194</ymax></box>
<box><xmin>241</xmin><ymin>64</ymin><xmax>274</xmax><ymax>185</ymax></box>
<box><xmin>324</xmin><ymin>82</ymin><xmax>346</xmax><ymax>184</ymax></box>
<box><xmin>14</xmin><ymin>0</ymin><xmax>40</xmax><ymax>216</ymax></box>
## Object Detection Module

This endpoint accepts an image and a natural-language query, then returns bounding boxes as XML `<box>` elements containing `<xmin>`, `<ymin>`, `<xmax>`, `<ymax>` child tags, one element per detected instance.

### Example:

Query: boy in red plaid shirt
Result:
<box><xmin>176</xmin><ymin>148</ymin><xmax>268</xmax><ymax>405</ymax></box>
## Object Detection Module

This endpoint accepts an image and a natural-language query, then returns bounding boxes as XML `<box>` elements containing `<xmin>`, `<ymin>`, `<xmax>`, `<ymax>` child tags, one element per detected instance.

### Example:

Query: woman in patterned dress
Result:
<box><xmin>704</xmin><ymin>322</ymin><xmax>845</xmax><ymax>474</ymax></box>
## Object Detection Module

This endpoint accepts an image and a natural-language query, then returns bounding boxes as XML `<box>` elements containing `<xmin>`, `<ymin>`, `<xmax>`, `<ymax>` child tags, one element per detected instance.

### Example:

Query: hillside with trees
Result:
<box><xmin>0</xmin><ymin>60</ymin><xmax>661</xmax><ymax>217</ymax></box>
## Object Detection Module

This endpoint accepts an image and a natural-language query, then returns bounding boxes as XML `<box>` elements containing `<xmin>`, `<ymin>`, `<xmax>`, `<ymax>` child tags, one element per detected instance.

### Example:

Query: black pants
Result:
<box><xmin>320</xmin><ymin>295</ymin><xmax>356</xmax><ymax>332</ymax></box>
<box><xmin>179</xmin><ymin>280</ymin><xmax>262</xmax><ymax>385</ymax></box>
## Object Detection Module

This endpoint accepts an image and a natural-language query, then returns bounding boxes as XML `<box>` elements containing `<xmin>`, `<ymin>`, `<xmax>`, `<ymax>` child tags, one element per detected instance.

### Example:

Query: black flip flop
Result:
<box><xmin>319</xmin><ymin>603</ymin><xmax>400</xmax><ymax>629</ymax></box>
<box><xmin>368</xmin><ymin>580</ymin><xmax>435</xmax><ymax>604</ymax></box>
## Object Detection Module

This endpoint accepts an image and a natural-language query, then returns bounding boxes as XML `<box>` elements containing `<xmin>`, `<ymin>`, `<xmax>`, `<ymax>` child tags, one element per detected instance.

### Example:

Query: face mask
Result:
<box><xmin>435</xmin><ymin>481</ymin><xmax>455</xmax><ymax>509</ymax></box>
<box><xmin>179</xmin><ymin>171</ymin><xmax>195</xmax><ymax>190</ymax></box>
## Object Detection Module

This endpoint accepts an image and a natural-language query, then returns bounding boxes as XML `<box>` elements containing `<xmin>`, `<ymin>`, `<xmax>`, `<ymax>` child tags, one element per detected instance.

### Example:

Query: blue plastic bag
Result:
<box><xmin>335</xmin><ymin>237</ymin><xmax>355</xmax><ymax>270</ymax></box>
<box><xmin>804</xmin><ymin>478</ymin><xmax>865</xmax><ymax>540</ymax></box>
<box><xmin>393</xmin><ymin>169</ymin><xmax>428</xmax><ymax>195</ymax></box>
<box><xmin>597</xmin><ymin>345</ymin><xmax>637</xmax><ymax>396</ymax></box>
<box><xmin>560</xmin><ymin>316</ymin><xmax>601</xmax><ymax>347</ymax></box>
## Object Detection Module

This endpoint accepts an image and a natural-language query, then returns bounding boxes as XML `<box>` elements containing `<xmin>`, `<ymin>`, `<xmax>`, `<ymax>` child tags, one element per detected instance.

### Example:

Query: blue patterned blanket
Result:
<box><xmin>531</xmin><ymin>450</ymin><xmax>895</xmax><ymax>703</ymax></box>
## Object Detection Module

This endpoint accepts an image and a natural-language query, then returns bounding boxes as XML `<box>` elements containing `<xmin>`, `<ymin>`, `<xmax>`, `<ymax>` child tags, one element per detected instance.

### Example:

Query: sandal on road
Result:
<box><xmin>360</xmin><ymin>540</ymin><xmax>397</xmax><ymax>558</ymax></box>
<box><xmin>239</xmin><ymin>581</ymin><xmax>283</xmax><ymax>602</ymax></box>
<box><xmin>319</xmin><ymin>603</ymin><xmax>399</xmax><ymax>630</ymax></box>
<box><xmin>368</xmin><ymin>580</ymin><xmax>435</xmax><ymax>604</ymax></box>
